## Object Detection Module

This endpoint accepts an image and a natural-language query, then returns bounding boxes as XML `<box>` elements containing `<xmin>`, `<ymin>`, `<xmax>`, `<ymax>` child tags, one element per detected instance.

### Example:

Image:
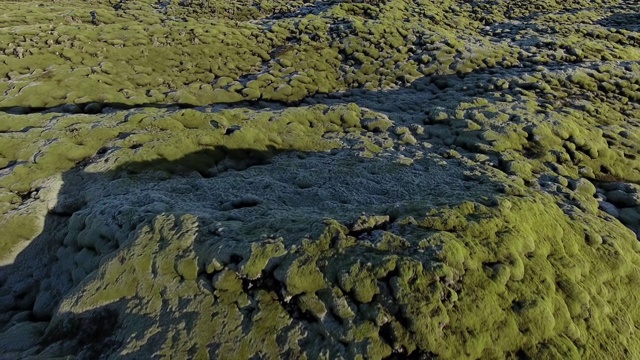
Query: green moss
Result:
<box><xmin>296</xmin><ymin>293</ymin><xmax>327</xmax><ymax>320</ymax></box>
<box><xmin>338</xmin><ymin>261</ymin><xmax>380</xmax><ymax>303</ymax></box>
<box><xmin>361</xmin><ymin>116</ymin><xmax>393</xmax><ymax>132</ymax></box>
<box><xmin>240</xmin><ymin>240</ymin><xmax>287</xmax><ymax>280</ymax></box>
<box><xmin>172</xmin><ymin>109</ymin><xmax>215</xmax><ymax>130</ymax></box>
<box><xmin>274</xmin><ymin>255</ymin><xmax>326</xmax><ymax>296</ymax></box>
<box><xmin>3</xmin><ymin>1</ymin><xmax>640</xmax><ymax>358</ymax></box>
<box><xmin>568</xmin><ymin>71</ymin><xmax>599</xmax><ymax>92</ymax></box>
<box><xmin>0</xmin><ymin>213</ymin><xmax>41</xmax><ymax>261</ymax></box>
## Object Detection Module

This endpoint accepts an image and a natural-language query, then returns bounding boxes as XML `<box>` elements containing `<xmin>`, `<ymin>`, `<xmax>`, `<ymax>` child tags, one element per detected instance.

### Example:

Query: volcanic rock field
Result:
<box><xmin>1</xmin><ymin>0</ymin><xmax>640</xmax><ymax>358</ymax></box>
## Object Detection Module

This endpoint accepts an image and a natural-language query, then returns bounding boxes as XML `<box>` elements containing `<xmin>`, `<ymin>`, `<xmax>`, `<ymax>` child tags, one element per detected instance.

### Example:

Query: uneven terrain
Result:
<box><xmin>1</xmin><ymin>0</ymin><xmax>640</xmax><ymax>359</ymax></box>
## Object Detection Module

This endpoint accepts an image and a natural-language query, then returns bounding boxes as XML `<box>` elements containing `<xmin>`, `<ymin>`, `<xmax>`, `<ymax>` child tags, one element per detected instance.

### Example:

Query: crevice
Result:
<box><xmin>241</xmin><ymin>270</ymin><xmax>319</xmax><ymax>323</ymax></box>
<box><xmin>348</xmin><ymin>218</ymin><xmax>392</xmax><ymax>238</ymax></box>
<box><xmin>515</xmin><ymin>349</ymin><xmax>531</xmax><ymax>360</ymax></box>
<box><xmin>378</xmin><ymin>322</ymin><xmax>396</xmax><ymax>347</ymax></box>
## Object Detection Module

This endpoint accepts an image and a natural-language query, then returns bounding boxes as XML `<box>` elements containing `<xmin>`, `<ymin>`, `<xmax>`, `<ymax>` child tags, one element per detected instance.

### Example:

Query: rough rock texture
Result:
<box><xmin>1</xmin><ymin>0</ymin><xmax>640</xmax><ymax>359</ymax></box>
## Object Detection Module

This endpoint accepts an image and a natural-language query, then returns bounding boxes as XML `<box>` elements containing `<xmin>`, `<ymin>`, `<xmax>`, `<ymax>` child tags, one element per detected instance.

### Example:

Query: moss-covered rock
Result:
<box><xmin>2</xmin><ymin>0</ymin><xmax>640</xmax><ymax>358</ymax></box>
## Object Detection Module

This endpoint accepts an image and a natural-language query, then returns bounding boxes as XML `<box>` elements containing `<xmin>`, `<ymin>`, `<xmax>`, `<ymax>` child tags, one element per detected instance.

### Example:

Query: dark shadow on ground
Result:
<box><xmin>0</xmin><ymin>99</ymin><xmax>290</xmax><ymax>116</ymax></box>
<box><xmin>596</xmin><ymin>12</ymin><xmax>640</xmax><ymax>32</ymax></box>
<box><xmin>0</xmin><ymin>47</ymin><xmax>627</xmax><ymax>120</ymax></box>
<box><xmin>0</xmin><ymin>146</ymin><xmax>286</xmax><ymax>357</ymax></box>
<box><xmin>0</xmin><ymin>132</ymin><xmax>503</xmax><ymax>357</ymax></box>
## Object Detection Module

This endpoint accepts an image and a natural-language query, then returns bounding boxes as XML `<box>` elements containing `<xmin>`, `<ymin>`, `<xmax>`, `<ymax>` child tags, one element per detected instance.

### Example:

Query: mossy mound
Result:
<box><xmin>2</xmin><ymin>0</ymin><xmax>640</xmax><ymax>359</ymax></box>
<box><xmin>2</xmin><ymin>0</ymin><xmax>639</xmax><ymax>108</ymax></box>
<box><xmin>3</xmin><ymin>171</ymin><xmax>639</xmax><ymax>358</ymax></box>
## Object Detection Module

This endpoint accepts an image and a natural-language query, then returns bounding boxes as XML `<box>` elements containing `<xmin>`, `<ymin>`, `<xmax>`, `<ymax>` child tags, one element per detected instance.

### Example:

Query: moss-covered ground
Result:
<box><xmin>1</xmin><ymin>0</ymin><xmax>640</xmax><ymax>359</ymax></box>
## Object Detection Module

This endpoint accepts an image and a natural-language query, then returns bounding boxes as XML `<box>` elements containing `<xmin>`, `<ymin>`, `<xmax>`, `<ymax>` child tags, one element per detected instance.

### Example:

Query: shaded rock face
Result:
<box><xmin>1</xmin><ymin>0</ymin><xmax>640</xmax><ymax>359</ymax></box>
